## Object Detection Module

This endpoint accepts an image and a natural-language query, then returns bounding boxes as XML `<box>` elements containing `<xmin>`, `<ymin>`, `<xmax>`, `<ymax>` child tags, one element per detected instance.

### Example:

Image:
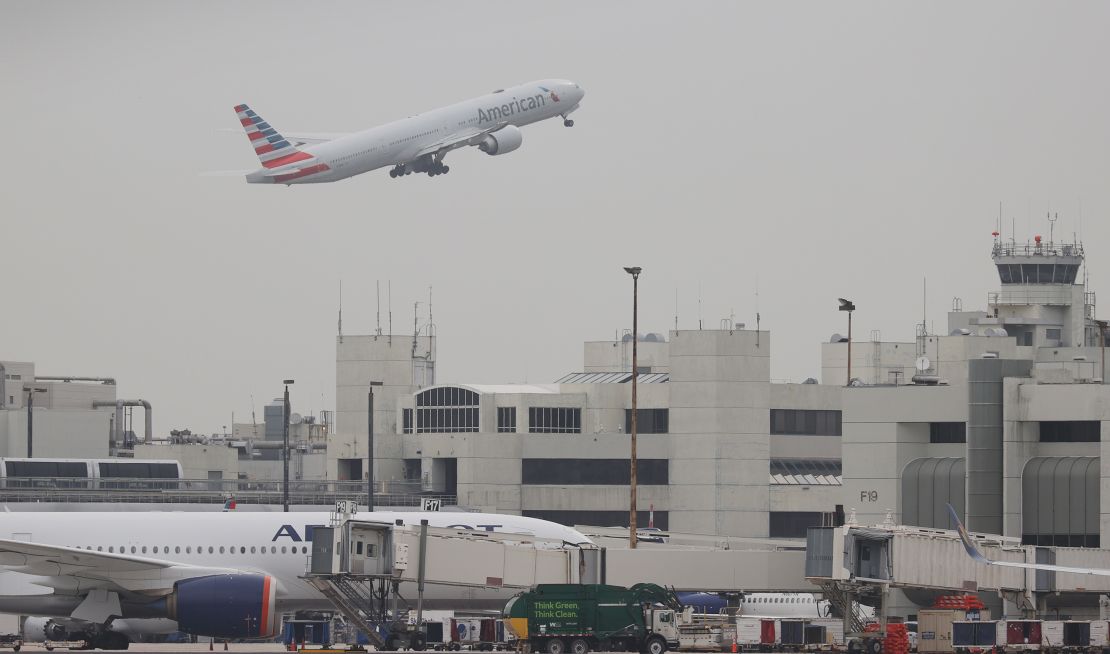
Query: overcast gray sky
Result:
<box><xmin>3</xmin><ymin>1</ymin><xmax>1109</xmax><ymax>433</ymax></box>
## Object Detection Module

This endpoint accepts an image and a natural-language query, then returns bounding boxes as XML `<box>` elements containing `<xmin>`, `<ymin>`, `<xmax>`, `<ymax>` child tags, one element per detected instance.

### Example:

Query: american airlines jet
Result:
<box><xmin>0</xmin><ymin>511</ymin><xmax>589</xmax><ymax>649</ymax></box>
<box><xmin>234</xmin><ymin>79</ymin><xmax>584</xmax><ymax>185</ymax></box>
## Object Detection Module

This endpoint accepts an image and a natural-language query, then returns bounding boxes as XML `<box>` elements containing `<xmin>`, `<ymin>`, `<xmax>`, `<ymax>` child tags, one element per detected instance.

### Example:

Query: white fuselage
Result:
<box><xmin>246</xmin><ymin>79</ymin><xmax>583</xmax><ymax>184</ymax></box>
<box><xmin>0</xmin><ymin>511</ymin><xmax>589</xmax><ymax>626</ymax></box>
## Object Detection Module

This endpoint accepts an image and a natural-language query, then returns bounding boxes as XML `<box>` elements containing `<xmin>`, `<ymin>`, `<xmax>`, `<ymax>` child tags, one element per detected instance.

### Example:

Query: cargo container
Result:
<box><xmin>952</xmin><ymin>621</ymin><xmax>997</xmax><ymax>649</ymax></box>
<box><xmin>997</xmin><ymin>620</ymin><xmax>1041</xmax><ymax>650</ymax></box>
<box><xmin>917</xmin><ymin>609</ymin><xmax>992</xmax><ymax>654</ymax></box>
<box><xmin>736</xmin><ymin>618</ymin><xmax>777</xmax><ymax>650</ymax></box>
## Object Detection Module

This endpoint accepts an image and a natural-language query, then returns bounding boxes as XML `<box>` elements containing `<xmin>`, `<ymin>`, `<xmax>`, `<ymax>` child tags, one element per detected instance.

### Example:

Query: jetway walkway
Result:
<box><xmin>804</xmin><ymin>522</ymin><xmax>1110</xmax><ymax>622</ymax></box>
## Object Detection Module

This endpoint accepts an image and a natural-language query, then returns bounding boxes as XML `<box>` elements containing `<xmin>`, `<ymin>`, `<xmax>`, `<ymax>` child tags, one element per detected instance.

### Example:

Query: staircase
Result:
<box><xmin>816</xmin><ymin>581</ymin><xmax>871</xmax><ymax>634</ymax></box>
<box><xmin>305</xmin><ymin>576</ymin><xmax>393</xmax><ymax>648</ymax></box>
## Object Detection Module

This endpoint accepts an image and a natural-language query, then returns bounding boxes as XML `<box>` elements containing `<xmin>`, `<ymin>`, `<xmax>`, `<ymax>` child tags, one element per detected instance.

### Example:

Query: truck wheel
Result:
<box><xmin>570</xmin><ymin>639</ymin><xmax>589</xmax><ymax>654</ymax></box>
<box><xmin>546</xmin><ymin>639</ymin><xmax>566</xmax><ymax>654</ymax></box>
<box><xmin>645</xmin><ymin>637</ymin><xmax>668</xmax><ymax>654</ymax></box>
<box><xmin>865</xmin><ymin>639</ymin><xmax>883</xmax><ymax>654</ymax></box>
<box><xmin>387</xmin><ymin>633</ymin><xmax>407</xmax><ymax>651</ymax></box>
<box><xmin>410</xmin><ymin>633</ymin><xmax>428</xmax><ymax>651</ymax></box>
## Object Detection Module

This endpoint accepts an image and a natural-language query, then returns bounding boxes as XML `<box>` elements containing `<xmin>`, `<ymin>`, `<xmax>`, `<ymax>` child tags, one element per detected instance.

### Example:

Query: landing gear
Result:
<box><xmin>563</xmin><ymin>118</ymin><xmax>574</xmax><ymax>127</ymax></box>
<box><xmin>426</xmin><ymin>162</ymin><xmax>449</xmax><ymax>177</ymax></box>
<box><xmin>389</xmin><ymin>165</ymin><xmax>413</xmax><ymax>178</ymax></box>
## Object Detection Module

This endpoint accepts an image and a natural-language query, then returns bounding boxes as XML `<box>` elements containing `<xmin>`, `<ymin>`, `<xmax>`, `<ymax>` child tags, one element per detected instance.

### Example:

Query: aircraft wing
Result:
<box><xmin>415</xmin><ymin>124</ymin><xmax>506</xmax><ymax>159</ymax></box>
<box><xmin>947</xmin><ymin>504</ymin><xmax>1110</xmax><ymax>577</ymax></box>
<box><xmin>0</xmin><ymin>538</ymin><xmax>242</xmax><ymax>597</ymax></box>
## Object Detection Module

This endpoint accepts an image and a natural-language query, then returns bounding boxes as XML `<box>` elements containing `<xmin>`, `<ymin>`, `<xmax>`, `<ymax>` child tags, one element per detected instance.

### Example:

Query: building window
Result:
<box><xmin>930</xmin><ymin>422</ymin><xmax>966</xmax><ymax>443</ymax></box>
<box><xmin>402</xmin><ymin>409</ymin><xmax>413</xmax><ymax>434</ymax></box>
<box><xmin>415</xmin><ymin>387</ymin><xmax>479</xmax><ymax>433</ymax></box>
<box><xmin>769</xmin><ymin>511</ymin><xmax>832</xmax><ymax>538</ymax></box>
<box><xmin>522</xmin><ymin>459</ymin><xmax>668</xmax><ymax>485</ymax></box>
<box><xmin>528</xmin><ymin>407</ymin><xmax>582</xmax><ymax>433</ymax></box>
<box><xmin>770</xmin><ymin>409</ymin><xmax>842</xmax><ymax>436</ymax></box>
<box><xmin>1046</xmin><ymin>328</ymin><xmax>1062</xmax><ymax>341</ymax></box>
<box><xmin>624</xmin><ymin>409</ymin><xmax>669</xmax><ymax>434</ymax></box>
<box><xmin>1040</xmin><ymin>421</ymin><xmax>1100</xmax><ymax>443</ymax></box>
<box><xmin>497</xmin><ymin>407</ymin><xmax>516</xmax><ymax>433</ymax></box>
<box><xmin>523</xmin><ymin>510</ymin><xmax>667</xmax><ymax>530</ymax></box>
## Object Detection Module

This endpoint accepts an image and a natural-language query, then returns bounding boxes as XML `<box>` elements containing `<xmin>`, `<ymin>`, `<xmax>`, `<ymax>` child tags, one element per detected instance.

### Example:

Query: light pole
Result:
<box><xmin>25</xmin><ymin>387</ymin><xmax>46</xmax><ymax>458</ymax></box>
<box><xmin>838</xmin><ymin>298</ymin><xmax>856</xmax><ymax>386</ymax></box>
<box><xmin>624</xmin><ymin>266</ymin><xmax>642</xmax><ymax>549</ymax></box>
<box><xmin>282</xmin><ymin>379</ymin><xmax>294</xmax><ymax>512</ymax></box>
<box><xmin>368</xmin><ymin>381</ymin><xmax>383</xmax><ymax>511</ymax></box>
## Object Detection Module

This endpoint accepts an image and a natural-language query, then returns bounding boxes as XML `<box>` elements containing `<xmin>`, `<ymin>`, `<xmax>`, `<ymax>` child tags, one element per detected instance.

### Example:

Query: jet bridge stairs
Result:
<box><xmin>304</xmin><ymin>516</ymin><xmax>601</xmax><ymax>651</ymax></box>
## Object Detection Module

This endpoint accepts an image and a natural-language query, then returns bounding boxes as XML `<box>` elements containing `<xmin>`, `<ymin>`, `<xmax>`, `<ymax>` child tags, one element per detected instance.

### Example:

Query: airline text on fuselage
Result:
<box><xmin>477</xmin><ymin>94</ymin><xmax>547</xmax><ymax>124</ymax></box>
<box><xmin>271</xmin><ymin>522</ymin><xmax>506</xmax><ymax>542</ymax></box>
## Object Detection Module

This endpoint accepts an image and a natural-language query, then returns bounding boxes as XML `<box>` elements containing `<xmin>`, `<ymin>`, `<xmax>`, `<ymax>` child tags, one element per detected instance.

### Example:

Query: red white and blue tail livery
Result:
<box><xmin>233</xmin><ymin>78</ymin><xmax>584</xmax><ymax>185</ymax></box>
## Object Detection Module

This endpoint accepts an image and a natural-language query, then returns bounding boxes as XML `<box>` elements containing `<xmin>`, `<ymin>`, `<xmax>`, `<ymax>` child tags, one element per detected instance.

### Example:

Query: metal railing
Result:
<box><xmin>0</xmin><ymin>477</ymin><xmax>456</xmax><ymax>507</ymax></box>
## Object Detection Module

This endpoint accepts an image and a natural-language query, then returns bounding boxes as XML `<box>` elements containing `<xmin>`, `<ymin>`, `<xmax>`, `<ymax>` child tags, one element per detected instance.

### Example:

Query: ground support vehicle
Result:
<box><xmin>1042</xmin><ymin>620</ymin><xmax>1109</xmax><ymax>652</ymax></box>
<box><xmin>0</xmin><ymin>634</ymin><xmax>20</xmax><ymax>651</ymax></box>
<box><xmin>504</xmin><ymin>583</ymin><xmax>687</xmax><ymax>654</ymax></box>
<box><xmin>43</xmin><ymin>641</ymin><xmax>90</xmax><ymax>651</ymax></box>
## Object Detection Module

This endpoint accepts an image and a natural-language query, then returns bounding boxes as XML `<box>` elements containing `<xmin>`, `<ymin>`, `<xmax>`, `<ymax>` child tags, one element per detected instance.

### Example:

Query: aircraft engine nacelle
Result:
<box><xmin>168</xmin><ymin>574</ymin><xmax>278</xmax><ymax>639</ymax></box>
<box><xmin>478</xmin><ymin>125</ymin><xmax>523</xmax><ymax>155</ymax></box>
<box><xmin>22</xmin><ymin>617</ymin><xmax>67</xmax><ymax>642</ymax></box>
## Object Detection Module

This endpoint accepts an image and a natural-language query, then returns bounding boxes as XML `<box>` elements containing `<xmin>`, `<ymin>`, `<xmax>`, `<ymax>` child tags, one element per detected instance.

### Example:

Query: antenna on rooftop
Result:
<box><xmin>698</xmin><ymin>283</ymin><xmax>703</xmax><ymax>330</ymax></box>
<box><xmin>388</xmin><ymin>280</ymin><xmax>393</xmax><ymax>345</ymax></box>
<box><xmin>338</xmin><ymin>280</ymin><xmax>343</xmax><ymax>344</ymax></box>
<box><xmin>1048</xmin><ymin>212</ymin><xmax>1058</xmax><ymax>245</ymax></box>
<box><xmin>674</xmin><ymin>288</ymin><xmax>678</xmax><ymax>331</ymax></box>
<box><xmin>376</xmin><ymin>280</ymin><xmax>382</xmax><ymax>337</ymax></box>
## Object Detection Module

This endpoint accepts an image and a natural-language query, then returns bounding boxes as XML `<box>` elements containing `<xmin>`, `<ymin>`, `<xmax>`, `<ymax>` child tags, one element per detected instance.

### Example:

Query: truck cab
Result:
<box><xmin>650</xmin><ymin>610</ymin><xmax>680</xmax><ymax>646</ymax></box>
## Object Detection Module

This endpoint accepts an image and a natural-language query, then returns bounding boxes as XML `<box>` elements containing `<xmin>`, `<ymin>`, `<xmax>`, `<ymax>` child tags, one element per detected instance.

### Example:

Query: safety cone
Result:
<box><xmin>224</xmin><ymin>641</ymin><xmax>229</xmax><ymax>650</ymax></box>
<box><xmin>209</xmin><ymin>640</ymin><xmax>213</xmax><ymax>651</ymax></box>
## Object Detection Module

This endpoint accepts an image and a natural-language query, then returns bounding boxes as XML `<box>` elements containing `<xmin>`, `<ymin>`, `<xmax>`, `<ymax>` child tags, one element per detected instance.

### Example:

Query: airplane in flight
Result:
<box><xmin>948</xmin><ymin>504</ymin><xmax>1110</xmax><ymax>576</ymax></box>
<box><xmin>0</xmin><ymin>510</ymin><xmax>590</xmax><ymax>649</ymax></box>
<box><xmin>233</xmin><ymin>79</ymin><xmax>584</xmax><ymax>185</ymax></box>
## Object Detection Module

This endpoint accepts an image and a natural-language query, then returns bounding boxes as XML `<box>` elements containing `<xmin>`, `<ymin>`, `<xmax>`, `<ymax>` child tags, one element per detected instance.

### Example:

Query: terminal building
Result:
<box><xmin>333</xmin><ymin>234</ymin><xmax>1110</xmax><ymax>554</ymax></box>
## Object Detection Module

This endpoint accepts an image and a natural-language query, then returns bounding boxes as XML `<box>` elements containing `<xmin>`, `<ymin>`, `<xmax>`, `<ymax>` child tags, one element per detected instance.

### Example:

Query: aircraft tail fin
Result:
<box><xmin>234</xmin><ymin>104</ymin><xmax>313</xmax><ymax>169</ymax></box>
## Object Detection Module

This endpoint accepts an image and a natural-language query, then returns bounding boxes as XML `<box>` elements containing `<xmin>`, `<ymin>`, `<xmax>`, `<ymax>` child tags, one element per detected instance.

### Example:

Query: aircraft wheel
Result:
<box><xmin>442</xmin><ymin>166</ymin><xmax>450</xmax><ymax>174</ymax></box>
<box><xmin>563</xmin><ymin>119</ymin><xmax>574</xmax><ymax>127</ymax></box>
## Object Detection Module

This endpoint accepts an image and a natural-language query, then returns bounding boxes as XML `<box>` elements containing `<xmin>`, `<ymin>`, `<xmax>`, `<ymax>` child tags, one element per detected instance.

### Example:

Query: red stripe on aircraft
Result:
<box><xmin>240</xmin><ymin>118</ymin><xmax>253</xmax><ymax>126</ymax></box>
<box><xmin>255</xmin><ymin>143</ymin><xmax>275</xmax><ymax>154</ymax></box>
<box><xmin>263</xmin><ymin>150</ymin><xmax>312</xmax><ymax>169</ymax></box>
<box><xmin>259</xmin><ymin>575</ymin><xmax>271</xmax><ymax>636</ymax></box>
<box><xmin>273</xmin><ymin>163</ymin><xmax>330</xmax><ymax>183</ymax></box>
<box><xmin>248</xmin><ymin>131</ymin><xmax>266</xmax><ymax>141</ymax></box>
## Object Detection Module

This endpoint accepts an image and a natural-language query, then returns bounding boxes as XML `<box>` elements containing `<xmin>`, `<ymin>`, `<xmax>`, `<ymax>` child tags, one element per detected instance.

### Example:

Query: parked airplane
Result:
<box><xmin>948</xmin><ymin>504</ymin><xmax>1110</xmax><ymax>576</ymax></box>
<box><xmin>234</xmin><ymin>79</ymin><xmax>584</xmax><ymax>185</ymax></box>
<box><xmin>0</xmin><ymin>510</ymin><xmax>590</xmax><ymax>649</ymax></box>
<box><xmin>677</xmin><ymin>592</ymin><xmax>834</xmax><ymax>618</ymax></box>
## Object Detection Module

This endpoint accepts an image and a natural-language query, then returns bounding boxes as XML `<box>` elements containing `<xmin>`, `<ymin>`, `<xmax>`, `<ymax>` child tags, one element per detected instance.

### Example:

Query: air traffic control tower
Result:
<box><xmin>984</xmin><ymin>234</ymin><xmax>1094</xmax><ymax>349</ymax></box>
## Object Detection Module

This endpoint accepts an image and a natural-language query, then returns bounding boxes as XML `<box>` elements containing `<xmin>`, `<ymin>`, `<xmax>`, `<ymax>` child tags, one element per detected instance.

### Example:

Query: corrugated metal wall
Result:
<box><xmin>902</xmin><ymin>457</ymin><xmax>965</xmax><ymax>528</ymax></box>
<box><xmin>1021</xmin><ymin>456</ymin><xmax>1100</xmax><ymax>547</ymax></box>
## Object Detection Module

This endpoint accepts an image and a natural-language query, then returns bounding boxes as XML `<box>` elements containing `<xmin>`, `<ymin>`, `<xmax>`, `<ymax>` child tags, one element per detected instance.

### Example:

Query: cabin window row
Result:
<box><xmin>71</xmin><ymin>544</ymin><xmax>310</xmax><ymax>555</ymax></box>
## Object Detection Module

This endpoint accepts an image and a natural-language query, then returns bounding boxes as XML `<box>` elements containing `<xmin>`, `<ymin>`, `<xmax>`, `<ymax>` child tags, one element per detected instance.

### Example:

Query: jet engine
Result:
<box><xmin>478</xmin><ymin>125</ymin><xmax>523</xmax><ymax>155</ymax></box>
<box><xmin>168</xmin><ymin>574</ymin><xmax>278</xmax><ymax>639</ymax></box>
<box><xmin>22</xmin><ymin>617</ymin><xmax>67</xmax><ymax>642</ymax></box>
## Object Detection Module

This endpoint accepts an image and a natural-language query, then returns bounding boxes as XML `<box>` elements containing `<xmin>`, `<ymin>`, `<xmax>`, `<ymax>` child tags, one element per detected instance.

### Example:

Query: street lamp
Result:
<box><xmin>24</xmin><ymin>387</ymin><xmax>46</xmax><ymax>458</ymax></box>
<box><xmin>623</xmin><ymin>266</ymin><xmax>642</xmax><ymax>549</ymax></box>
<box><xmin>838</xmin><ymin>298</ymin><xmax>856</xmax><ymax>386</ymax></box>
<box><xmin>368</xmin><ymin>381</ymin><xmax>384</xmax><ymax>511</ymax></box>
<box><xmin>282</xmin><ymin>379</ymin><xmax>294</xmax><ymax>512</ymax></box>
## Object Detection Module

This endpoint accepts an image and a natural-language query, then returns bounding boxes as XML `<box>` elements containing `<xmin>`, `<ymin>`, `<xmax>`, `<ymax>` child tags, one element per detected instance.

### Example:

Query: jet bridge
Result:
<box><xmin>304</xmin><ymin>516</ymin><xmax>601</xmax><ymax>650</ymax></box>
<box><xmin>805</xmin><ymin>522</ymin><xmax>1110</xmax><ymax>629</ymax></box>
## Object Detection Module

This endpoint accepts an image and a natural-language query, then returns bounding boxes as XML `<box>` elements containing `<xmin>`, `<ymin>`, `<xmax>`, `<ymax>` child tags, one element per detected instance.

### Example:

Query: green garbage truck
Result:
<box><xmin>503</xmin><ymin>583</ymin><xmax>684</xmax><ymax>654</ymax></box>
